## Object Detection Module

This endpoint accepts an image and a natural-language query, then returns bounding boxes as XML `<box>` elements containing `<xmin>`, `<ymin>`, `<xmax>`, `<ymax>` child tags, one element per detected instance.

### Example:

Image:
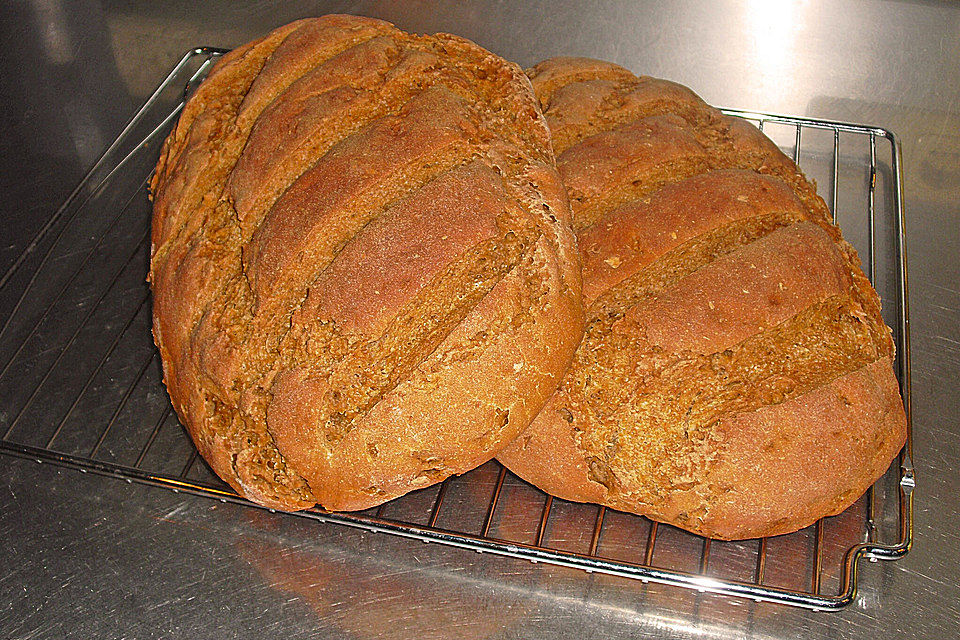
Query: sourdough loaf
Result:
<box><xmin>149</xmin><ymin>17</ymin><xmax>583</xmax><ymax>511</ymax></box>
<box><xmin>497</xmin><ymin>57</ymin><xmax>907</xmax><ymax>539</ymax></box>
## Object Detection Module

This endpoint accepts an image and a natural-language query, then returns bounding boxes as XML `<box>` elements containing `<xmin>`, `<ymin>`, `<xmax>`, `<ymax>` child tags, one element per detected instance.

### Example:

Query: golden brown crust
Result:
<box><xmin>150</xmin><ymin>17</ymin><xmax>582</xmax><ymax>511</ymax></box>
<box><xmin>498</xmin><ymin>58</ymin><xmax>906</xmax><ymax>540</ymax></box>
<box><xmin>621</xmin><ymin>222</ymin><xmax>852</xmax><ymax>355</ymax></box>
<box><xmin>702</xmin><ymin>357</ymin><xmax>905</xmax><ymax>538</ymax></box>
<box><xmin>578</xmin><ymin>170</ymin><xmax>807</xmax><ymax>303</ymax></box>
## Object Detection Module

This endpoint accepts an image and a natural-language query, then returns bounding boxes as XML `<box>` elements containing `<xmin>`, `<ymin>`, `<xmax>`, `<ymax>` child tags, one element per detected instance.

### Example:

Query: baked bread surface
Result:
<box><xmin>149</xmin><ymin>17</ymin><xmax>583</xmax><ymax>511</ymax></box>
<box><xmin>497</xmin><ymin>57</ymin><xmax>906</xmax><ymax>540</ymax></box>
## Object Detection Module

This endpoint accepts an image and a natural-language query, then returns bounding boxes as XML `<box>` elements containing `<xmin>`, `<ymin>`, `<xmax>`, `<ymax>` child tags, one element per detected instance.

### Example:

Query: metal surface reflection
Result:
<box><xmin>739</xmin><ymin>0</ymin><xmax>806</xmax><ymax>105</ymax></box>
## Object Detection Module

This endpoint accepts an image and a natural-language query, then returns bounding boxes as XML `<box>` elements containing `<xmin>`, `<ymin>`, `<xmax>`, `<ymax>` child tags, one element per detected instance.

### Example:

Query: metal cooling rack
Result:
<box><xmin>0</xmin><ymin>48</ymin><xmax>914</xmax><ymax>611</ymax></box>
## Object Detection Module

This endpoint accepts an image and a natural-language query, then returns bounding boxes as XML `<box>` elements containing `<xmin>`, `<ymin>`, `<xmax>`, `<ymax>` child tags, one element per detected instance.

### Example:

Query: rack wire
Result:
<box><xmin>0</xmin><ymin>48</ymin><xmax>913</xmax><ymax>610</ymax></box>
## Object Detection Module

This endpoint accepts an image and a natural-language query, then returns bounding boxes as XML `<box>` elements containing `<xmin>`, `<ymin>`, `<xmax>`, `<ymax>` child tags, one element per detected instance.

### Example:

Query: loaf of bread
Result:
<box><xmin>497</xmin><ymin>57</ymin><xmax>907</xmax><ymax>540</ymax></box>
<box><xmin>148</xmin><ymin>17</ymin><xmax>583</xmax><ymax>511</ymax></box>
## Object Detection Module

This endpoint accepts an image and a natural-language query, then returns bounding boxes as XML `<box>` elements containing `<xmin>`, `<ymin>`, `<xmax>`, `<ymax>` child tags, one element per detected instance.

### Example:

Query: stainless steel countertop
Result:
<box><xmin>2</xmin><ymin>1</ymin><xmax>957</xmax><ymax>638</ymax></box>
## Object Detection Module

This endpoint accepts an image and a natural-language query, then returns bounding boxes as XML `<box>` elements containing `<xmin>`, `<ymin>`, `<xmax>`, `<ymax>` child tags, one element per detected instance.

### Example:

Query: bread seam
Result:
<box><xmin>151</xmin><ymin>21</ymin><xmax>311</xmax><ymax>271</ymax></box>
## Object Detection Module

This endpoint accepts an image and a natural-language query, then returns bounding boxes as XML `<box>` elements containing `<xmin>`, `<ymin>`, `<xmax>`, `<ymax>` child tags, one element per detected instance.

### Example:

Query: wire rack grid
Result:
<box><xmin>0</xmin><ymin>48</ymin><xmax>914</xmax><ymax>610</ymax></box>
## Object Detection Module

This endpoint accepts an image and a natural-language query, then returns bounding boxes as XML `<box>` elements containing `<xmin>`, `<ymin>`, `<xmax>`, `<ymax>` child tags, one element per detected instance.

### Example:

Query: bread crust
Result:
<box><xmin>498</xmin><ymin>58</ymin><xmax>906</xmax><ymax>540</ymax></box>
<box><xmin>149</xmin><ymin>17</ymin><xmax>583</xmax><ymax>510</ymax></box>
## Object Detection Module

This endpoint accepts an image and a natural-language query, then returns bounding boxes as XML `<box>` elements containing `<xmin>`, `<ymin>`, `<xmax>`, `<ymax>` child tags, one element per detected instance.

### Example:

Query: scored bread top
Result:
<box><xmin>497</xmin><ymin>57</ymin><xmax>906</xmax><ymax>540</ymax></box>
<box><xmin>149</xmin><ymin>17</ymin><xmax>583</xmax><ymax>511</ymax></box>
